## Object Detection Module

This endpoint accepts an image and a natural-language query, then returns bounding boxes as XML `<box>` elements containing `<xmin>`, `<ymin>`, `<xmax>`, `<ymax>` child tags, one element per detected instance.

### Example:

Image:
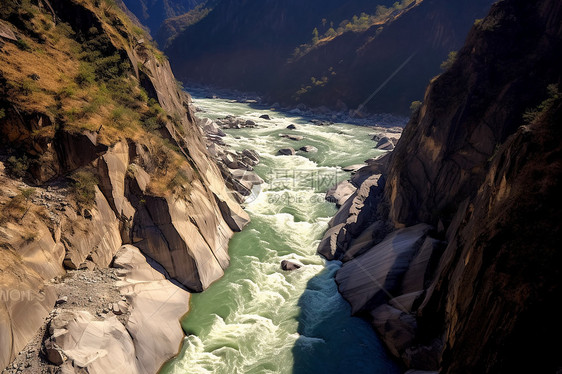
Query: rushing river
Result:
<box><xmin>160</xmin><ymin>94</ymin><xmax>403</xmax><ymax>374</ymax></box>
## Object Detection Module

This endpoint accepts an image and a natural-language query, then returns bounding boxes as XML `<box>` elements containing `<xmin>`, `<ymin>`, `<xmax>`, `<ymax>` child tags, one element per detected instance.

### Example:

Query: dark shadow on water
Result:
<box><xmin>292</xmin><ymin>261</ymin><xmax>401</xmax><ymax>374</ymax></box>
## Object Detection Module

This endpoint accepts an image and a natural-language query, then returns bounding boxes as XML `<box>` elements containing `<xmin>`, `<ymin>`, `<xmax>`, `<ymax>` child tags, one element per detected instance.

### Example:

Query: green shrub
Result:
<box><xmin>523</xmin><ymin>84</ymin><xmax>561</xmax><ymax>123</ymax></box>
<box><xmin>6</xmin><ymin>155</ymin><xmax>30</xmax><ymax>178</ymax></box>
<box><xmin>410</xmin><ymin>100</ymin><xmax>422</xmax><ymax>114</ymax></box>
<box><xmin>142</xmin><ymin>116</ymin><xmax>161</xmax><ymax>132</ymax></box>
<box><xmin>16</xmin><ymin>38</ymin><xmax>31</xmax><ymax>51</ymax></box>
<box><xmin>21</xmin><ymin>79</ymin><xmax>37</xmax><ymax>95</ymax></box>
<box><xmin>70</xmin><ymin>170</ymin><xmax>98</xmax><ymax>207</ymax></box>
<box><xmin>167</xmin><ymin>169</ymin><xmax>191</xmax><ymax>197</ymax></box>
<box><xmin>58</xmin><ymin>85</ymin><xmax>76</xmax><ymax>99</ymax></box>
<box><xmin>20</xmin><ymin>187</ymin><xmax>35</xmax><ymax>201</ymax></box>
<box><xmin>136</xmin><ymin>88</ymin><xmax>149</xmax><ymax>102</ymax></box>
<box><xmin>76</xmin><ymin>63</ymin><xmax>96</xmax><ymax>87</ymax></box>
<box><xmin>440</xmin><ymin>51</ymin><xmax>458</xmax><ymax>71</ymax></box>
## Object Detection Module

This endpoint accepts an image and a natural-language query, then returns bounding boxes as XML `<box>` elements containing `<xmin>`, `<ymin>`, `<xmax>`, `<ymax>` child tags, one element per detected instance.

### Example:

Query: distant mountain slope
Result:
<box><xmin>165</xmin><ymin>0</ymin><xmax>493</xmax><ymax>115</ymax></box>
<box><xmin>164</xmin><ymin>0</ymin><xmax>398</xmax><ymax>89</ymax></box>
<box><xmin>120</xmin><ymin>0</ymin><xmax>205</xmax><ymax>36</ymax></box>
<box><xmin>156</xmin><ymin>0</ymin><xmax>220</xmax><ymax>47</ymax></box>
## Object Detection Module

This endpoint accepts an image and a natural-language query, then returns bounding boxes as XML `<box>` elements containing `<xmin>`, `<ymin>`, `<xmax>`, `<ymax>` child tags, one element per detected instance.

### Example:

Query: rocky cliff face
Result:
<box><xmin>0</xmin><ymin>0</ymin><xmax>248</xmax><ymax>370</ymax></box>
<box><xmin>319</xmin><ymin>0</ymin><xmax>562</xmax><ymax>372</ymax></box>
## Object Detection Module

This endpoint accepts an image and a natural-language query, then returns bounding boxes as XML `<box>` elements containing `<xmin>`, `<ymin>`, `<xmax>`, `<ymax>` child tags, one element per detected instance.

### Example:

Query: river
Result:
<box><xmin>160</xmin><ymin>94</ymin><xmax>403</xmax><ymax>374</ymax></box>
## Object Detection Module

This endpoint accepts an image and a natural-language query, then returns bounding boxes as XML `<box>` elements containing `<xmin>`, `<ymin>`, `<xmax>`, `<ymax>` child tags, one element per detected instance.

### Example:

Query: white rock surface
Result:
<box><xmin>49</xmin><ymin>245</ymin><xmax>190</xmax><ymax>374</ymax></box>
<box><xmin>49</xmin><ymin>311</ymin><xmax>137</xmax><ymax>374</ymax></box>
<box><xmin>115</xmin><ymin>245</ymin><xmax>190</xmax><ymax>374</ymax></box>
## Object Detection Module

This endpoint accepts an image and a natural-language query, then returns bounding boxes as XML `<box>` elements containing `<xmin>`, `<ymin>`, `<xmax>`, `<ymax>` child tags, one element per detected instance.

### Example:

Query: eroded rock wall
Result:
<box><xmin>320</xmin><ymin>0</ymin><xmax>562</xmax><ymax>372</ymax></box>
<box><xmin>0</xmin><ymin>0</ymin><xmax>249</xmax><ymax>369</ymax></box>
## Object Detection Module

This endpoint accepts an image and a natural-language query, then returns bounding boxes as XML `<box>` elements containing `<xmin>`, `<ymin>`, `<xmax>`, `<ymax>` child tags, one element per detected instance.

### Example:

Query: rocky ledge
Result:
<box><xmin>2</xmin><ymin>245</ymin><xmax>189</xmax><ymax>374</ymax></box>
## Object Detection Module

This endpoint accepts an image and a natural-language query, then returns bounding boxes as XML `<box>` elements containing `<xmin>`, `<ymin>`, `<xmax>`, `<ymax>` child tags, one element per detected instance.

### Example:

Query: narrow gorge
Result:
<box><xmin>1</xmin><ymin>0</ymin><xmax>561</xmax><ymax>373</ymax></box>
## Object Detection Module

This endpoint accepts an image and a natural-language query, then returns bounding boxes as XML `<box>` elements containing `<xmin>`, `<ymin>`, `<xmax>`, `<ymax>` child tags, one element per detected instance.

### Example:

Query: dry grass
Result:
<box><xmin>0</xmin><ymin>0</ymin><xmax>196</xmax><ymax>201</ymax></box>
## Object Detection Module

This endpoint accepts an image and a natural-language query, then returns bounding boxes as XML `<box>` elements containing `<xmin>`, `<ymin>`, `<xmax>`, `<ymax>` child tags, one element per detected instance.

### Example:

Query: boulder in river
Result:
<box><xmin>299</xmin><ymin>145</ymin><xmax>318</xmax><ymax>153</ymax></box>
<box><xmin>277</xmin><ymin>148</ymin><xmax>296</xmax><ymax>156</ymax></box>
<box><xmin>281</xmin><ymin>260</ymin><xmax>303</xmax><ymax>271</ymax></box>
<box><xmin>325</xmin><ymin>180</ymin><xmax>357</xmax><ymax>207</ymax></box>
<box><xmin>280</xmin><ymin>134</ymin><xmax>304</xmax><ymax>141</ymax></box>
<box><xmin>260</xmin><ymin>114</ymin><xmax>271</xmax><ymax>120</ymax></box>
<box><xmin>375</xmin><ymin>137</ymin><xmax>394</xmax><ymax>151</ymax></box>
<box><xmin>342</xmin><ymin>164</ymin><xmax>365</xmax><ymax>173</ymax></box>
<box><xmin>286</xmin><ymin>124</ymin><xmax>297</xmax><ymax>130</ymax></box>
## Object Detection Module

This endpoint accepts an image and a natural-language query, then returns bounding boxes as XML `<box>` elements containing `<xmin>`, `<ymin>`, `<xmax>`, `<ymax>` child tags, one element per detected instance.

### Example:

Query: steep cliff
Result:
<box><xmin>319</xmin><ymin>0</ymin><xmax>562</xmax><ymax>371</ymax></box>
<box><xmin>0</xmin><ymin>0</ymin><xmax>248</xmax><ymax>370</ymax></box>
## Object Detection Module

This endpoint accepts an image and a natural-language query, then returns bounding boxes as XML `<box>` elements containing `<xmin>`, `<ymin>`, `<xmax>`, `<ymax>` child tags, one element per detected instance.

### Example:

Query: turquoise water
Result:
<box><xmin>160</xmin><ymin>96</ymin><xmax>402</xmax><ymax>374</ymax></box>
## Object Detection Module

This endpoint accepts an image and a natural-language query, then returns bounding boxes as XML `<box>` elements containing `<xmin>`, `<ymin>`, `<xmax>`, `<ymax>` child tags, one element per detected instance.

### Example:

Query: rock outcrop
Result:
<box><xmin>194</xmin><ymin>116</ymin><xmax>264</xmax><ymax>204</ymax></box>
<box><xmin>277</xmin><ymin>148</ymin><xmax>296</xmax><ymax>156</ymax></box>
<box><xmin>319</xmin><ymin>0</ymin><xmax>562</xmax><ymax>372</ymax></box>
<box><xmin>44</xmin><ymin>245</ymin><xmax>190</xmax><ymax>374</ymax></box>
<box><xmin>325</xmin><ymin>180</ymin><xmax>356</xmax><ymax>207</ymax></box>
<box><xmin>0</xmin><ymin>0</ymin><xmax>249</xmax><ymax>369</ymax></box>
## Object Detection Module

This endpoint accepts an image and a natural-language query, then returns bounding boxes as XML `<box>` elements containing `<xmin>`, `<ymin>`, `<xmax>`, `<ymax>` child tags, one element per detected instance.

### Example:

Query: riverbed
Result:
<box><xmin>160</xmin><ymin>95</ymin><xmax>403</xmax><ymax>374</ymax></box>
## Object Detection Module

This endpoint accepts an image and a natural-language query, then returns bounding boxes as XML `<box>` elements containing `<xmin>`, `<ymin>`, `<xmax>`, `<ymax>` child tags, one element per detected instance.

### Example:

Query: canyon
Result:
<box><xmin>1</xmin><ymin>0</ymin><xmax>561</xmax><ymax>373</ymax></box>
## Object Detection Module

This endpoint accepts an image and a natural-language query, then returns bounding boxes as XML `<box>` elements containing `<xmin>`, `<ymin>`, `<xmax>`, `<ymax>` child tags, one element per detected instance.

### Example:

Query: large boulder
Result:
<box><xmin>114</xmin><ymin>245</ymin><xmax>190</xmax><ymax>374</ymax></box>
<box><xmin>299</xmin><ymin>145</ymin><xmax>318</xmax><ymax>153</ymax></box>
<box><xmin>375</xmin><ymin>137</ymin><xmax>395</xmax><ymax>150</ymax></box>
<box><xmin>281</xmin><ymin>260</ymin><xmax>303</xmax><ymax>271</ymax></box>
<box><xmin>45</xmin><ymin>245</ymin><xmax>191</xmax><ymax>374</ymax></box>
<box><xmin>325</xmin><ymin>180</ymin><xmax>356</xmax><ymax>207</ymax></box>
<box><xmin>335</xmin><ymin>224</ymin><xmax>431</xmax><ymax>313</ymax></box>
<box><xmin>371</xmin><ymin>304</ymin><xmax>417</xmax><ymax>357</ymax></box>
<box><xmin>198</xmin><ymin>117</ymin><xmax>226</xmax><ymax>137</ymax></box>
<box><xmin>277</xmin><ymin>148</ymin><xmax>296</xmax><ymax>156</ymax></box>
<box><xmin>48</xmin><ymin>311</ymin><xmax>137</xmax><ymax>373</ymax></box>
<box><xmin>317</xmin><ymin>174</ymin><xmax>383</xmax><ymax>260</ymax></box>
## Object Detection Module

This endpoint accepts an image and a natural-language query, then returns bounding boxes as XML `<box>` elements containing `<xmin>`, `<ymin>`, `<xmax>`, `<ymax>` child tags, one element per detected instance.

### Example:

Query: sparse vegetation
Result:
<box><xmin>440</xmin><ymin>51</ymin><xmax>458</xmax><ymax>71</ymax></box>
<box><xmin>0</xmin><ymin>187</ymin><xmax>35</xmax><ymax>224</ymax></box>
<box><xmin>70</xmin><ymin>170</ymin><xmax>99</xmax><ymax>208</ymax></box>
<box><xmin>292</xmin><ymin>0</ymin><xmax>416</xmax><ymax>60</ymax></box>
<box><xmin>410</xmin><ymin>100</ymin><xmax>422</xmax><ymax>114</ymax></box>
<box><xmin>0</xmin><ymin>0</ymin><xmax>198</xmax><ymax>203</ymax></box>
<box><xmin>167</xmin><ymin>168</ymin><xmax>192</xmax><ymax>197</ymax></box>
<box><xmin>523</xmin><ymin>84</ymin><xmax>561</xmax><ymax>123</ymax></box>
<box><xmin>6</xmin><ymin>155</ymin><xmax>30</xmax><ymax>178</ymax></box>
<box><xmin>16</xmin><ymin>38</ymin><xmax>31</xmax><ymax>51</ymax></box>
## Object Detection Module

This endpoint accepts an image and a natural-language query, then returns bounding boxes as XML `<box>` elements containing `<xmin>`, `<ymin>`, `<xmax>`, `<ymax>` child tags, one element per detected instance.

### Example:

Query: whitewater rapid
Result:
<box><xmin>160</xmin><ymin>94</ymin><xmax>402</xmax><ymax>374</ymax></box>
